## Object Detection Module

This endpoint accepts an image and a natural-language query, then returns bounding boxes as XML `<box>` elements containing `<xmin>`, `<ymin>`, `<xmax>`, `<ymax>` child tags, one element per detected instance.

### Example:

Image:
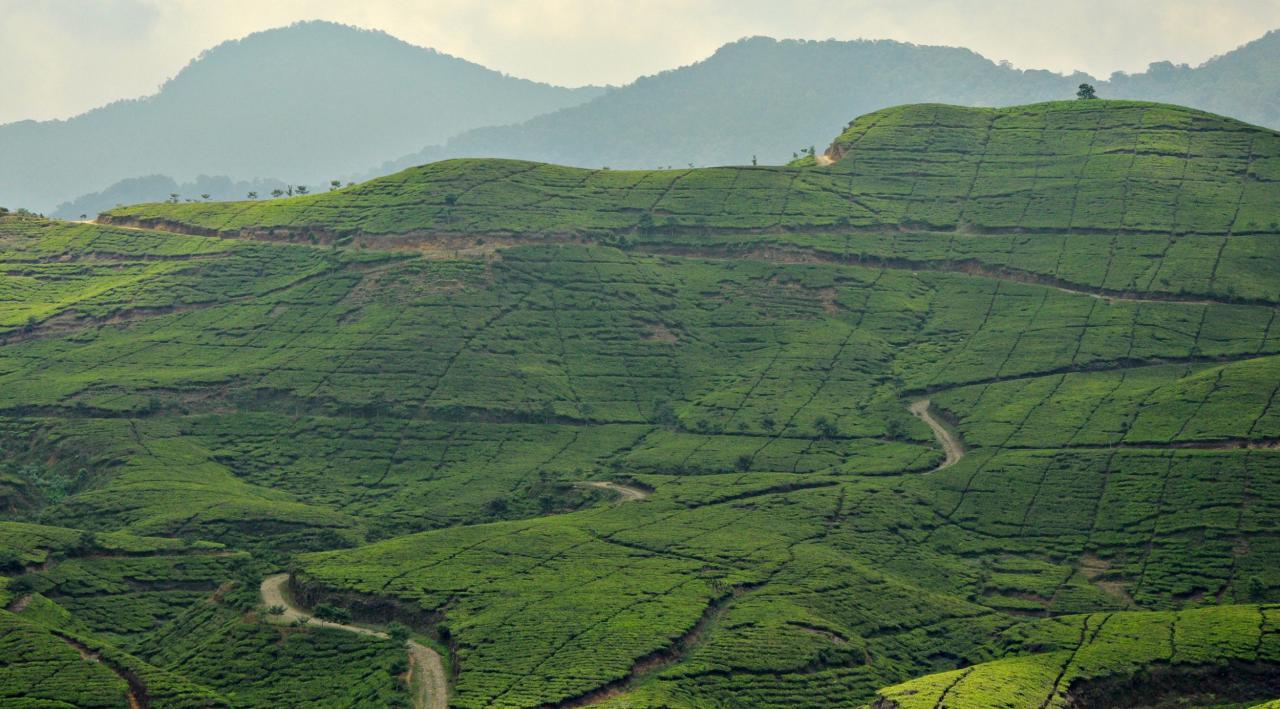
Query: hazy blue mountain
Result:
<box><xmin>51</xmin><ymin>175</ymin><xmax>290</xmax><ymax>220</ymax></box>
<box><xmin>377</xmin><ymin>32</ymin><xmax>1280</xmax><ymax>174</ymax></box>
<box><xmin>1</xmin><ymin>21</ymin><xmax>603</xmax><ymax>212</ymax></box>
<box><xmin>24</xmin><ymin>27</ymin><xmax>1280</xmax><ymax>216</ymax></box>
<box><xmin>1104</xmin><ymin>29</ymin><xmax>1280</xmax><ymax>129</ymax></box>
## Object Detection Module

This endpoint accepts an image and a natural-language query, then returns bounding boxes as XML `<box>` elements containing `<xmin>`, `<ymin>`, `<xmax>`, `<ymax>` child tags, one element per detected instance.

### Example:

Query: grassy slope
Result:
<box><xmin>2</xmin><ymin>100</ymin><xmax>1280</xmax><ymax>707</ymax></box>
<box><xmin>872</xmin><ymin>604</ymin><xmax>1280</xmax><ymax>708</ymax></box>
<box><xmin>102</xmin><ymin>101</ymin><xmax>1280</xmax><ymax>237</ymax></box>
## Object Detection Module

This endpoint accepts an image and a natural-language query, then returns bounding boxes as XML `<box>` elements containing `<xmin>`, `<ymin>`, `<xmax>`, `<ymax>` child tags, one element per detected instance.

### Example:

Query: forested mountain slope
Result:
<box><xmin>0</xmin><ymin>20</ymin><xmax>602</xmax><ymax>213</ymax></box>
<box><xmin>379</xmin><ymin>31</ymin><xmax>1280</xmax><ymax>173</ymax></box>
<box><xmin>1</xmin><ymin>100</ymin><xmax>1279</xmax><ymax>707</ymax></box>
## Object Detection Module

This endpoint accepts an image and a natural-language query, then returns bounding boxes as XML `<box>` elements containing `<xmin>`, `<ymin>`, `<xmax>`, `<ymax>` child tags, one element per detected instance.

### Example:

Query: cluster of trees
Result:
<box><xmin>167</xmin><ymin>192</ymin><xmax>217</xmax><ymax>204</ymax></box>
<box><xmin>157</xmin><ymin>179</ymin><xmax>360</xmax><ymax>200</ymax></box>
<box><xmin>243</xmin><ymin>180</ymin><xmax>352</xmax><ymax>200</ymax></box>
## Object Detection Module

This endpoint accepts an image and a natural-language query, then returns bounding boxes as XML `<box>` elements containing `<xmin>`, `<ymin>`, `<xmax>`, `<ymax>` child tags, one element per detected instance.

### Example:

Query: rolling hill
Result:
<box><xmin>1</xmin><ymin>100</ymin><xmax>1279</xmax><ymax>707</ymax></box>
<box><xmin>0</xmin><ymin>20</ymin><xmax>603</xmax><ymax>214</ymax></box>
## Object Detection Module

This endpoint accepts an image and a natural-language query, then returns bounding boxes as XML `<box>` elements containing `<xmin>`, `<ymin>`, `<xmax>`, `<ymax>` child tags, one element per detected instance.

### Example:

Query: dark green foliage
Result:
<box><xmin>385</xmin><ymin>621</ymin><xmax>410</xmax><ymax>643</ymax></box>
<box><xmin>1250</xmin><ymin>577</ymin><xmax>1268</xmax><ymax>600</ymax></box>
<box><xmin>312</xmin><ymin>603</ymin><xmax>352</xmax><ymax>623</ymax></box>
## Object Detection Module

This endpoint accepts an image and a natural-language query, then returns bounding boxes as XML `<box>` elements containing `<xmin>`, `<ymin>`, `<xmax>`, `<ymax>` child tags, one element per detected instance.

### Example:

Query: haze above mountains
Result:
<box><xmin>5</xmin><ymin>20</ymin><xmax>1279</xmax><ymax>217</ymax></box>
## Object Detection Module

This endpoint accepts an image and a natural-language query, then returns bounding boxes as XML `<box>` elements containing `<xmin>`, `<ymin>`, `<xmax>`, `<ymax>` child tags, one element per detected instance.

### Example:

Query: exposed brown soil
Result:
<box><xmin>1078</xmin><ymin>554</ymin><xmax>1135</xmax><ymax>606</ymax></box>
<box><xmin>55</xmin><ymin>633</ymin><xmax>147</xmax><ymax>709</ymax></box>
<box><xmin>575</xmin><ymin>480</ymin><xmax>651</xmax><ymax>502</ymax></box>
<box><xmin>643</xmin><ymin>323</ymin><xmax>679</xmax><ymax>343</ymax></box>
<box><xmin>909</xmin><ymin>399</ymin><xmax>965</xmax><ymax>472</ymax></box>
<box><xmin>636</xmin><ymin>243</ymin><xmax>1267</xmax><ymax>308</ymax></box>
<box><xmin>260</xmin><ymin>574</ymin><xmax>447</xmax><ymax>709</ymax></box>
<box><xmin>96</xmin><ymin>216</ymin><xmax>1274</xmax><ymax>309</ymax></box>
<box><xmin>7</xmin><ymin>593</ymin><xmax>32</xmax><ymax>613</ymax></box>
<box><xmin>555</xmin><ymin>585</ymin><xmax>747</xmax><ymax>708</ymax></box>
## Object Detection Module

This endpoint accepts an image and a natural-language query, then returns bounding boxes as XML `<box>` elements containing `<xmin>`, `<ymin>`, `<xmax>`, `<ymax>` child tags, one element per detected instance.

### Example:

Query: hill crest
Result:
<box><xmin>100</xmin><ymin>99</ymin><xmax>1280</xmax><ymax>241</ymax></box>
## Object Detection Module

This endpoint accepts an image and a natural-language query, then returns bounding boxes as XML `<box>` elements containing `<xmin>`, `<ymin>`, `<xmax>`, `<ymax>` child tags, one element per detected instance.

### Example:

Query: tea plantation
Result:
<box><xmin>2</xmin><ymin>100</ymin><xmax>1279</xmax><ymax>707</ymax></box>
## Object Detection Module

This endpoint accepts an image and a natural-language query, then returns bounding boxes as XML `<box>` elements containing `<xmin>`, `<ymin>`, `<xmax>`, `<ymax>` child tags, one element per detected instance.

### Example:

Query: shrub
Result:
<box><xmin>1247</xmin><ymin>576</ymin><xmax>1267</xmax><ymax>600</ymax></box>
<box><xmin>313</xmin><ymin>603</ymin><xmax>352</xmax><ymax>623</ymax></box>
<box><xmin>386</xmin><ymin>621</ymin><xmax>410</xmax><ymax>643</ymax></box>
<box><xmin>6</xmin><ymin>575</ymin><xmax>34</xmax><ymax>595</ymax></box>
<box><xmin>0</xmin><ymin>549</ymin><xmax>23</xmax><ymax>573</ymax></box>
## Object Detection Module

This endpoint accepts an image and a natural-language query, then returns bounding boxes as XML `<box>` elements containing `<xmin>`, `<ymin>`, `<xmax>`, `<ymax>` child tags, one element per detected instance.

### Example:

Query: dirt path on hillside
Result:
<box><xmin>634</xmin><ymin>244</ymin><xmax>1265</xmax><ymax>308</ymax></box>
<box><xmin>909</xmin><ymin>399</ymin><xmax>965</xmax><ymax>472</ymax></box>
<box><xmin>55</xmin><ymin>634</ymin><xmax>145</xmax><ymax>709</ymax></box>
<box><xmin>7</xmin><ymin>594</ymin><xmax>32</xmax><ymax>613</ymax></box>
<box><xmin>260</xmin><ymin>574</ymin><xmax>447</xmax><ymax>709</ymax></box>
<box><xmin>407</xmin><ymin>642</ymin><xmax>447</xmax><ymax>709</ymax></box>
<box><xmin>577</xmin><ymin>480</ymin><xmax>650</xmax><ymax>502</ymax></box>
<box><xmin>98</xmin><ymin>215</ymin><xmax>1272</xmax><ymax>309</ymax></box>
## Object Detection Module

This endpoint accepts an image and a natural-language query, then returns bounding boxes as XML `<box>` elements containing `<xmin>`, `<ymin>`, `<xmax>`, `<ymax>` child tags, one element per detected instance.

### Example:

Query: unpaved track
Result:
<box><xmin>407</xmin><ymin>642</ymin><xmax>446</xmax><ymax>709</ymax></box>
<box><xmin>56</xmin><ymin>634</ymin><xmax>144</xmax><ymax>709</ymax></box>
<box><xmin>260</xmin><ymin>574</ymin><xmax>447</xmax><ymax>709</ymax></box>
<box><xmin>577</xmin><ymin>480</ymin><xmax>650</xmax><ymax>502</ymax></box>
<box><xmin>909</xmin><ymin>399</ymin><xmax>965</xmax><ymax>472</ymax></box>
<box><xmin>101</xmin><ymin>216</ymin><xmax>1267</xmax><ymax>309</ymax></box>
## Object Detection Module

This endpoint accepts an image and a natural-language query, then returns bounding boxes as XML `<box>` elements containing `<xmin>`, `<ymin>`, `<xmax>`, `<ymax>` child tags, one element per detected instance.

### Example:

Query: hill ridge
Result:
<box><xmin>101</xmin><ymin>100</ymin><xmax>1280</xmax><ymax>243</ymax></box>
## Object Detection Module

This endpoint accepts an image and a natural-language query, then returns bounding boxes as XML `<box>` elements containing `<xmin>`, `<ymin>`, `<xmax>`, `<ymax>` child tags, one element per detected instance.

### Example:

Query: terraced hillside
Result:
<box><xmin>1</xmin><ymin>100</ymin><xmax>1279</xmax><ymax>707</ymax></box>
<box><xmin>104</xmin><ymin>100</ymin><xmax>1280</xmax><ymax>238</ymax></box>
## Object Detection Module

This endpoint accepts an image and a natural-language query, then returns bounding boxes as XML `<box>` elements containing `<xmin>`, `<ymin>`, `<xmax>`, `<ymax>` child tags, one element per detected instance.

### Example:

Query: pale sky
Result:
<box><xmin>4</xmin><ymin>0</ymin><xmax>1280</xmax><ymax>125</ymax></box>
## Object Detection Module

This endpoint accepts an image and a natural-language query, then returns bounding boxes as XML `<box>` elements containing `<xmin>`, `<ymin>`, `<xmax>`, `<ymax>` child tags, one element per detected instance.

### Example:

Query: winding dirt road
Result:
<box><xmin>577</xmin><ymin>480</ymin><xmax>650</xmax><ymax>502</ymax></box>
<box><xmin>260</xmin><ymin>574</ymin><xmax>447</xmax><ymax>709</ymax></box>
<box><xmin>909</xmin><ymin>399</ymin><xmax>965</xmax><ymax>472</ymax></box>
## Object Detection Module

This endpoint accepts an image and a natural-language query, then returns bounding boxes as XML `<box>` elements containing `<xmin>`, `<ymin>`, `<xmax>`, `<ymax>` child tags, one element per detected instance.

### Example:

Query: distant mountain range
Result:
<box><xmin>10</xmin><ymin>23</ymin><xmax>1280</xmax><ymax>216</ymax></box>
<box><xmin>4</xmin><ymin>21</ymin><xmax>603</xmax><ymax>214</ymax></box>
<box><xmin>383</xmin><ymin>31</ymin><xmax>1280</xmax><ymax>174</ymax></box>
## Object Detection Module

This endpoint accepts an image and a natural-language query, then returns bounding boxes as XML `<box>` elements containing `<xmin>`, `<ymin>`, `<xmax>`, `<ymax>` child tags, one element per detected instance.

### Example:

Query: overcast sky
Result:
<box><xmin>4</xmin><ymin>0</ymin><xmax>1280</xmax><ymax>125</ymax></box>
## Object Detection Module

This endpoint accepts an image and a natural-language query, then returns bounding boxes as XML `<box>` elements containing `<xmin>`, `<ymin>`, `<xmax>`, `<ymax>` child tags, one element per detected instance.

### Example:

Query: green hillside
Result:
<box><xmin>3</xmin><ymin>100</ymin><xmax>1280</xmax><ymax>707</ymax></box>
<box><xmin>872</xmin><ymin>604</ymin><xmax>1280</xmax><ymax>708</ymax></box>
<box><xmin>103</xmin><ymin>101</ymin><xmax>1280</xmax><ymax>238</ymax></box>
